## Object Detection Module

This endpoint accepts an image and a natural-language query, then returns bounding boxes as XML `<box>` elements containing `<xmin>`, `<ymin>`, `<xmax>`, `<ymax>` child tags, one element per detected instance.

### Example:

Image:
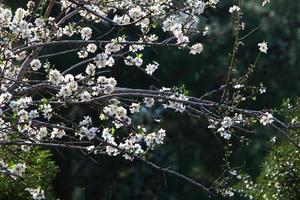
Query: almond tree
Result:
<box><xmin>0</xmin><ymin>0</ymin><xmax>297</xmax><ymax>199</ymax></box>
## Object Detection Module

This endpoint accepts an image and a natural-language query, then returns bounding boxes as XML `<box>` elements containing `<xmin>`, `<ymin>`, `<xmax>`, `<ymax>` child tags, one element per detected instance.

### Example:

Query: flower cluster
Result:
<box><xmin>99</xmin><ymin>127</ymin><xmax>166</xmax><ymax>160</ymax></box>
<box><xmin>260</xmin><ymin>112</ymin><xmax>274</xmax><ymax>126</ymax></box>
<box><xmin>208</xmin><ymin>114</ymin><xmax>244</xmax><ymax>140</ymax></box>
<box><xmin>258</xmin><ymin>41</ymin><xmax>268</xmax><ymax>54</ymax></box>
<box><xmin>0</xmin><ymin>160</ymin><xmax>27</xmax><ymax>179</ymax></box>
<box><xmin>25</xmin><ymin>188</ymin><xmax>45</xmax><ymax>200</ymax></box>
<box><xmin>76</xmin><ymin>116</ymin><xmax>98</xmax><ymax>140</ymax></box>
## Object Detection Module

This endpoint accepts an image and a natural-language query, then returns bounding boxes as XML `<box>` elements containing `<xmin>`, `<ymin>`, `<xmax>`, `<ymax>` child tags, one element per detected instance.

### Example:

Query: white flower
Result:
<box><xmin>229</xmin><ymin>5</ymin><xmax>241</xmax><ymax>13</ymax></box>
<box><xmin>14</xmin><ymin>8</ymin><xmax>28</xmax><ymax>21</ymax></box>
<box><xmin>58</xmin><ymin>85</ymin><xmax>72</xmax><ymax>98</ymax></box>
<box><xmin>67</xmin><ymin>81</ymin><xmax>78</xmax><ymax>92</ymax></box>
<box><xmin>145</xmin><ymin>129</ymin><xmax>166</xmax><ymax>148</ymax></box>
<box><xmin>145</xmin><ymin>61</ymin><xmax>159</xmax><ymax>75</ymax></box>
<box><xmin>87</xmin><ymin>43</ymin><xmax>97</xmax><ymax>53</ymax></box>
<box><xmin>258</xmin><ymin>41</ymin><xmax>268</xmax><ymax>54</ymax></box>
<box><xmin>34</xmin><ymin>18</ymin><xmax>45</xmax><ymax>27</ymax></box>
<box><xmin>0</xmin><ymin>160</ymin><xmax>8</xmax><ymax>169</ymax></box>
<box><xmin>85</xmin><ymin>127</ymin><xmax>98</xmax><ymax>140</ymax></box>
<box><xmin>124</xmin><ymin>56</ymin><xmax>134</xmax><ymax>66</ymax></box>
<box><xmin>101</xmin><ymin>128</ymin><xmax>119</xmax><ymax>156</ymax></box>
<box><xmin>16</xmin><ymin>51</ymin><xmax>27</xmax><ymax>60</ymax></box>
<box><xmin>106</xmin><ymin>145</ymin><xmax>120</xmax><ymax>156</ymax></box>
<box><xmin>0</xmin><ymin>92</ymin><xmax>12</xmax><ymax>106</ymax></box>
<box><xmin>95</xmin><ymin>53</ymin><xmax>108</xmax><ymax>68</ymax></box>
<box><xmin>30</xmin><ymin>59</ymin><xmax>42</xmax><ymax>71</ymax></box>
<box><xmin>220</xmin><ymin>132</ymin><xmax>231</xmax><ymax>140</ymax></box>
<box><xmin>217</xmin><ymin>127</ymin><xmax>231</xmax><ymax>140</ymax></box>
<box><xmin>10</xmin><ymin>163</ymin><xmax>26</xmax><ymax>177</ymax></box>
<box><xmin>130</xmin><ymin>44</ymin><xmax>144</xmax><ymax>52</ymax></box>
<box><xmin>49</xmin><ymin>69</ymin><xmax>63</xmax><ymax>84</ymax></box>
<box><xmin>64</xmin><ymin>74</ymin><xmax>74</xmax><ymax>82</ymax></box>
<box><xmin>85</xmin><ymin>63</ymin><xmax>96</xmax><ymax>76</ymax></box>
<box><xmin>163</xmin><ymin>94</ymin><xmax>187</xmax><ymax>113</ymax></box>
<box><xmin>104</xmin><ymin>84</ymin><xmax>115</xmax><ymax>94</ymax></box>
<box><xmin>113</xmin><ymin>14</ymin><xmax>130</xmax><ymax>24</ymax></box>
<box><xmin>105</xmin><ymin>42</ymin><xmax>122</xmax><ymax>54</ymax></box>
<box><xmin>119</xmin><ymin>136</ymin><xmax>144</xmax><ymax>160</ymax></box>
<box><xmin>96</xmin><ymin>76</ymin><xmax>117</xmax><ymax>94</ymax></box>
<box><xmin>262</xmin><ymin>0</ymin><xmax>270</xmax><ymax>6</ymax></box>
<box><xmin>29</xmin><ymin>110</ymin><xmax>39</xmax><ymax>119</ymax></box>
<box><xmin>80</xmin><ymin>91</ymin><xmax>91</xmax><ymax>102</ymax></box>
<box><xmin>144</xmin><ymin>98</ymin><xmax>155</xmax><ymax>107</ymax></box>
<box><xmin>102</xmin><ymin>128</ymin><xmax>112</xmax><ymax>141</ymax></box>
<box><xmin>50</xmin><ymin>128</ymin><xmax>65</xmax><ymax>138</ymax></box>
<box><xmin>86</xmin><ymin>145</ymin><xmax>95</xmax><ymax>151</ymax></box>
<box><xmin>37</xmin><ymin>127</ymin><xmax>48</xmax><ymax>140</ymax></box>
<box><xmin>155</xmin><ymin>129</ymin><xmax>166</xmax><ymax>144</ymax></box>
<box><xmin>79</xmin><ymin>116</ymin><xmax>92</xmax><ymax>126</ymax></box>
<box><xmin>39</xmin><ymin>104</ymin><xmax>53</xmax><ymax>119</ymax></box>
<box><xmin>233</xmin><ymin>84</ymin><xmax>244</xmax><ymax>89</ymax></box>
<box><xmin>10</xmin><ymin>97</ymin><xmax>32</xmax><ymax>111</ymax></box>
<box><xmin>133</xmin><ymin>57</ymin><xmax>143</xmax><ymax>67</ymax></box>
<box><xmin>225</xmin><ymin>190</ymin><xmax>235</xmax><ymax>197</ymax></box>
<box><xmin>270</xmin><ymin>136</ymin><xmax>276</xmax><ymax>143</ymax></box>
<box><xmin>106</xmin><ymin>57</ymin><xmax>115</xmax><ymax>67</ymax></box>
<box><xmin>177</xmin><ymin>35</ymin><xmax>189</xmax><ymax>46</ymax></box>
<box><xmin>25</xmin><ymin>188</ymin><xmax>45</xmax><ymax>200</ymax></box>
<box><xmin>0</xmin><ymin>7</ymin><xmax>12</xmax><ymax>25</ymax></box>
<box><xmin>81</xmin><ymin>27</ymin><xmax>92</xmax><ymax>40</ymax></box>
<box><xmin>259</xmin><ymin>87</ymin><xmax>266</xmax><ymax>94</ymax></box>
<box><xmin>260</xmin><ymin>112</ymin><xmax>274</xmax><ymax>125</ymax></box>
<box><xmin>190</xmin><ymin>43</ymin><xmax>203</xmax><ymax>55</ymax></box>
<box><xmin>193</xmin><ymin>0</ymin><xmax>206</xmax><ymax>15</ymax></box>
<box><xmin>221</xmin><ymin>116</ymin><xmax>233</xmax><ymax>128</ymax></box>
<box><xmin>129</xmin><ymin>103</ymin><xmax>140</xmax><ymax>113</ymax></box>
<box><xmin>78</xmin><ymin>49</ymin><xmax>88</xmax><ymax>58</ymax></box>
<box><xmin>209</xmin><ymin>0</ymin><xmax>219</xmax><ymax>5</ymax></box>
<box><xmin>128</xmin><ymin>6</ymin><xmax>144</xmax><ymax>20</ymax></box>
<box><xmin>203</xmin><ymin>26</ymin><xmax>209</xmax><ymax>36</ymax></box>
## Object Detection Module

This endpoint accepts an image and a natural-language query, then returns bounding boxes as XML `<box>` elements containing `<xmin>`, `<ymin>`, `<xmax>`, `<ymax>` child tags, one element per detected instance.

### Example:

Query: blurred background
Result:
<box><xmin>4</xmin><ymin>0</ymin><xmax>300</xmax><ymax>199</ymax></box>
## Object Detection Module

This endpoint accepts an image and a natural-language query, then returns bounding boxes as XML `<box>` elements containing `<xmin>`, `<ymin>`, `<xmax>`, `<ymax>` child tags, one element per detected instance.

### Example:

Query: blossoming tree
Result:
<box><xmin>0</xmin><ymin>0</ymin><xmax>297</xmax><ymax>198</ymax></box>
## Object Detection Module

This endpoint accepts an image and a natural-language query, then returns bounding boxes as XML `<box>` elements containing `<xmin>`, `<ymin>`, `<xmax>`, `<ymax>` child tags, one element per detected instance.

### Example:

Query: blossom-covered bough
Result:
<box><xmin>0</xmin><ymin>0</ymin><xmax>297</xmax><ymax>198</ymax></box>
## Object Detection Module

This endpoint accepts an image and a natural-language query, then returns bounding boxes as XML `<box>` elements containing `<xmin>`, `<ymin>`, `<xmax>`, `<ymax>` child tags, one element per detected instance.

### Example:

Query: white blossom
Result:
<box><xmin>258</xmin><ymin>41</ymin><xmax>268</xmax><ymax>54</ymax></box>
<box><xmin>10</xmin><ymin>163</ymin><xmax>26</xmax><ymax>178</ymax></box>
<box><xmin>262</xmin><ymin>0</ymin><xmax>270</xmax><ymax>6</ymax></box>
<box><xmin>128</xmin><ymin>6</ymin><xmax>144</xmax><ymax>20</ymax></box>
<box><xmin>50</xmin><ymin>128</ymin><xmax>65</xmax><ymax>138</ymax></box>
<box><xmin>144</xmin><ymin>98</ymin><xmax>155</xmax><ymax>107</ymax></box>
<box><xmin>30</xmin><ymin>59</ymin><xmax>42</xmax><ymax>71</ymax></box>
<box><xmin>113</xmin><ymin>14</ymin><xmax>130</xmax><ymax>24</ymax></box>
<box><xmin>145</xmin><ymin>61</ymin><xmax>159</xmax><ymax>75</ymax></box>
<box><xmin>229</xmin><ymin>5</ymin><xmax>241</xmax><ymax>13</ymax></box>
<box><xmin>145</xmin><ymin>129</ymin><xmax>166</xmax><ymax>148</ymax></box>
<box><xmin>81</xmin><ymin>27</ymin><xmax>92</xmax><ymax>40</ymax></box>
<box><xmin>221</xmin><ymin>116</ymin><xmax>233</xmax><ymax>128</ymax></box>
<box><xmin>25</xmin><ymin>188</ymin><xmax>45</xmax><ymax>200</ymax></box>
<box><xmin>95</xmin><ymin>53</ymin><xmax>108</xmax><ymax>68</ymax></box>
<box><xmin>260</xmin><ymin>112</ymin><xmax>274</xmax><ymax>125</ymax></box>
<box><xmin>0</xmin><ymin>92</ymin><xmax>12</xmax><ymax>106</ymax></box>
<box><xmin>49</xmin><ymin>69</ymin><xmax>64</xmax><ymax>84</ymax></box>
<box><xmin>80</xmin><ymin>91</ymin><xmax>92</xmax><ymax>102</ymax></box>
<box><xmin>101</xmin><ymin>128</ymin><xmax>119</xmax><ymax>156</ymax></box>
<box><xmin>87</xmin><ymin>43</ymin><xmax>97</xmax><ymax>53</ymax></box>
<box><xmin>129</xmin><ymin>103</ymin><xmax>141</xmax><ymax>113</ymax></box>
<box><xmin>190</xmin><ymin>43</ymin><xmax>203</xmax><ymax>55</ymax></box>
<box><xmin>85</xmin><ymin>63</ymin><xmax>96</xmax><ymax>76</ymax></box>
